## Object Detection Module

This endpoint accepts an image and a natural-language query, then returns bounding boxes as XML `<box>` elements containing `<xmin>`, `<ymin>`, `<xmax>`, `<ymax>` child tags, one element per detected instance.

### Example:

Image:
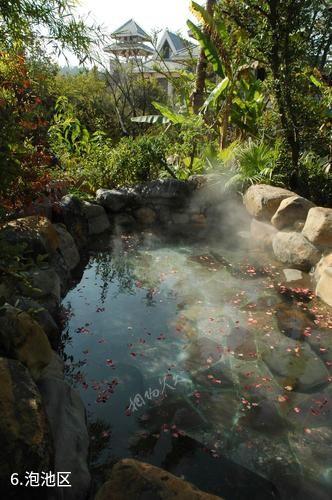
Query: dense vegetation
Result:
<box><xmin>0</xmin><ymin>0</ymin><xmax>331</xmax><ymax>217</ymax></box>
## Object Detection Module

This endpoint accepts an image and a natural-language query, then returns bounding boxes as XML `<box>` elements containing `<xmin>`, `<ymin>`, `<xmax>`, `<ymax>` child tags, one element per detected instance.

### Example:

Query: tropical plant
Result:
<box><xmin>188</xmin><ymin>1</ymin><xmax>267</xmax><ymax>147</ymax></box>
<box><xmin>219</xmin><ymin>139</ymin><xmax>284</xmax><ymax>191</ymax></box>
<box><xmin>298</xmin><ymin>150</ymin><xmax>332</xmax><ymax>206</ymax></box>
<box><xmin>49</xmin><ymin>95</ymin><xmax>105</xmax><ymax>156</ymax></box>
<box><xmin>218</xmin><ymin>0</ymin><xmax>332</xmax><ymax>187</ymax></box>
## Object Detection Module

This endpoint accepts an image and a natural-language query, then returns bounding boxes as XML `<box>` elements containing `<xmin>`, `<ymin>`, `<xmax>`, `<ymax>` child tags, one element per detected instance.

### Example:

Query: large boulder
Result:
<box><xmin>302</xmin><ymin>207</ymin><xmax>332</xmax><ymax>249</ymax></box>
<box><xmin>137</xmin><ymin>179</ymin><xmax>193</xmax><ymax>200</ymax></box>
<box><xmin>0</xmin><ymin>305</ymin><xmax>52</xmax><ymax>380</ymax></box>
<box><xmin>54</xmin><ymin>223</ymin><xmax>80</xmax><ymax>271</ymax></box>
<box><xmin>12</xmin><ymin>296</ymin><xmax>59</xmax><ymax>348</ymax></box>
<box><xmin>272</xmin><ymin>231</ymin><xmax>321</xmax><ymax>271</ymax></box>
<box><xmin>316</xmin><ymin>266</ymin><xmax>332</xmax><ymax>307</ymax></box>
<box><xmin>96</xmin><ymin>188</ymin><xmax>138</xmax><ymax>212</ymax></box>
<box><xmin>243</xmin><ymin>184</ymin><xmax>296</xmax><ymax>221</ymax></box>
<box><xmin>271</xmin><ymin>195</ymin><xmax>315</xmax><ymax>230</ymax></box>
<box><xmin>250</xmin><ymin>219</ymin><xmax>277</xmax><ymax>250</ymax></box>
<box><xmin>82</xmin><ymin>201</ymin><xmax>111</xmax><ymax>235</ymax></box>
<box><xmin>0</xmin><ymin>216</ymin><xmax>73</xmax><ymax>294</ymax></box>
<box><xmin>23</xmin><ymin>266</ymin><xmax>61</xmax><ymax>302</ymax></box>
<box><xmin>0</xmin><ymin>357</ymin><xmax>53</xmax><ymax>498</ymax></box>
<box><xmin>95</xmin><ymin>459</ymin><xmax>222</xmax><ymax>500</ymax></box>
<box><xmin>0</xmin><ymin>215</ymin><xmax>60</xmax><ymax>256</ymax></box>
<box><xmin>37</xmin><ymin>377</ymin><xmax>90</xmax><ymax>500</ymax></box>
<box><xmin>314</xmin><ymin>253</ymin><xmax>332</xmax><ymax>283</ymax></box>
<box><xmin>53</xmin><ymin>195</ymin><xmax>89</xmax><ymax>248</ymax></box>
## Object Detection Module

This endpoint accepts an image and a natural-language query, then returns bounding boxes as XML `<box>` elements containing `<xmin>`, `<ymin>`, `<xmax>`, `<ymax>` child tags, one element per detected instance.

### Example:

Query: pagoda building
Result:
<box><xmin>104</xmin><ymin>19</ymin><xmax>154</xmax><ymax>58</ymax></box>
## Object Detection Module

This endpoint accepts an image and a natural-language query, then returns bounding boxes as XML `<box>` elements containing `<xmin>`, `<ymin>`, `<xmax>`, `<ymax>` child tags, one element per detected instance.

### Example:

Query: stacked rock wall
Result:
<box><xmin>243</xmin><ymin>184</ymin><xmax>332</xmax><ymax>307</ymax></box>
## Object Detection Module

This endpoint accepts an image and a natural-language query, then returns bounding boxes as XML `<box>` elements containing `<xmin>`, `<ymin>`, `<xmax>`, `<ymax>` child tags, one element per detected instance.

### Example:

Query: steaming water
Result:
<box><xmin>62</xmin><ymin>231</ymin><xmax>332</xmax><ymax>500</ymax></box>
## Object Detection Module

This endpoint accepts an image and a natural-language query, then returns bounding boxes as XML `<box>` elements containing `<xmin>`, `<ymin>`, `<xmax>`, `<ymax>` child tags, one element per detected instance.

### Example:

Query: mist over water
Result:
<box><xmin>61</xmin><ymin>200</ymin><xmax>332</xmax><ymax>499</ymax></box>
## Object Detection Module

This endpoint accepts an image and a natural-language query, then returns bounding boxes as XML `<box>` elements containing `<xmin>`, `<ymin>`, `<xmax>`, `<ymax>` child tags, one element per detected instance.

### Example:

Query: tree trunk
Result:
<box><xmin>191</xmin><ymin>0</ymin><xmax>216</xmax><ymax>114</ymax></box>
<box><xmin>268</xmin><ymin>0</ymin><xmax>300</xmax><ymax>187</ymax></box>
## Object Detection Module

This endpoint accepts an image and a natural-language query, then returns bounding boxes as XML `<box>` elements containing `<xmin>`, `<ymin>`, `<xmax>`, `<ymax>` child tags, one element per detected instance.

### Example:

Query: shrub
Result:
<box><xmin>218</xmin><ymin>139</ymin><xmax>285</xmax><ymax>192</ymax></box>
<box><xmin>298</xmin><ymin>151</ymin><xmax>332</xmax><ymax>207</ymax></box>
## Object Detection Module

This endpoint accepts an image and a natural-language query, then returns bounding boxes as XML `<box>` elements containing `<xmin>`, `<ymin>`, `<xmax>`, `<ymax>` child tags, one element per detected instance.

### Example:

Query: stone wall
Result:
<box><xmin>1</xmin><ymin>177</ymin><xmax>331</xmax><ymax>498</ymax></box>
<box><xmin>0</xmin><ymin>176</ymin><xmax>235</xmax><ymax>499</ymax></box>
<box><xmin>243</xmin><ymin>184</ymin><xmax>332</xmax><ymax>307</ymax></box>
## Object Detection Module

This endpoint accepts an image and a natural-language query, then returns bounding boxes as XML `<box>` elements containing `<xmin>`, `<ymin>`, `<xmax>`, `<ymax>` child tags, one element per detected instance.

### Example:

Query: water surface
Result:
<box><xmin>62</xmin><ymin>231</ymin><xmax>332</xmax><ymax>499</ymax></box>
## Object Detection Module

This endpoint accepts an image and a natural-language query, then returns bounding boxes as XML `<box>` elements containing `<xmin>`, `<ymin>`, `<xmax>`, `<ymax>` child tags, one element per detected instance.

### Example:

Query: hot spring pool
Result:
<box><xmin>61</xmin><ymin>231</ymin><xmax>332</xmax><ymax>499</ymax></box>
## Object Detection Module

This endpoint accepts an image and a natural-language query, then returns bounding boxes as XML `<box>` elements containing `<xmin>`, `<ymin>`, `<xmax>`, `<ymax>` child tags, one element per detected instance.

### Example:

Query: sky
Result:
<box><xmin>76</xmin><ymin>0</ymin><xmax>194</xmax><ymax>37</ymax></box>
<box><xmin>60</xmin><ymin>0</ymin><xmax>197</xmax><ymax>66</ymax></box>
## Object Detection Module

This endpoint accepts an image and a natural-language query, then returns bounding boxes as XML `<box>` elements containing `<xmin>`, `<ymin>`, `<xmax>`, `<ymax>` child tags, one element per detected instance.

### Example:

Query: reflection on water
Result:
<box><xmin>62</xmin><ymin>232</ymin><xmax>332</xmax><ymax>499</ymax></box>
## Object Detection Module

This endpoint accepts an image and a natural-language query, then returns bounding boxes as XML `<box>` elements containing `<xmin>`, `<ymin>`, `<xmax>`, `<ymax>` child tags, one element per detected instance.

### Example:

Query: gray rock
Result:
<box><xmin>54</xmin><ymin>196</ymin><xmax>89</xmax><ymax>248</ymax></box>
<box><xmin>137</xmin><ymin>178</ymin><xmax>193</xmax><ymax>200</ymax></box>
<box><xmin>243</xmin><ymin>184</ymin><xmax>296</xmax><ymax>220</ymax></box>
<box><xmin>0</xmin><ymin>357</ymin><xmax>53</xmax><ymax>496</ymax></box>
<box><xmin>302</xmin><ymin>207</ymin><xmax>332</xmax><ymax>249</ymax></box>
<box><xmin>13</xmin><ymin>296</ymin><xmax>59</xmax><ymax>347</ymax></box>
<box><xmin>172</xmin><ymin>212</ymin><xmax>190</xmax><ymax>224</ymax></box>
<box><xmin>88</xmin><ymin>213</ymin><xmax>111</xmax><ymax>235</ymax></box>
<box><xmin>38</xmin><ymin>350</ymin><xmax>64</xmax><ymax>379</ymax></box>
<box><xmin>82</xmin><ymin>202</ymin><xmax>111</xmax><ymax>235</ymax></box>
<box><xmin>54</xmin><ymin>223</ymin><xmax>80</xmax><ymax>271</ymax></box>
<box><xmin>37</xmin><ymin>377</ymin><xmax>91</xmax><ymax>500</ymax></box>
<box><xmin>271</xmin><ymin>195</ymin><xmax>315</xmax><ymax>230</ymax></box>
<box><xmin>24</xmin><ymin>266</ymin><xmax>61</xmax><ymax>301</ymax></box>
<box><xmin>314</xmin><ymin>253</ymin><xmax>332</xmax><ymax>283</ymax></box>
<box><xmin>316</xmin><ymin>266</ymin><xmax>332</xmax><ymax>307</ymax></box>
<box><xmin>96</xmin><ymin>188</ymin><xmax>138</xmax><ymax>212</ymax></box>
<box><xmin>94</xmin><ymin>458</ymin><xmax>221</xmax><ymax>500</ymax></box>
<box><xmin>314</xmin><ymin>253</ymin><xmax>332</xmax><ymax>307</ymax></box>
<box><xmin>262</xmin><ymin>342</ymin><xmax>329</xmax><ymax>392</ymax></box>
<box><xmin>0</xmin><ymin>304</ymin><xmax>53</xmax><ymax>380</ymax></box>
<box><xmin>82</xmin><ymin>201</ymin><xmax>105</xmax><ymax>218</ymax></box>
<box><xmin>154</xmin><ymin>206</ymin><xmax>170</xmax><ymax>224</ymax></box>
<box><xmin>134</xmin><ymin>207</ymin><xmax>157</xmax><ymax>225</ymax></box>
<box><xmin>0</xmin><ymin>215</ymin><xmax>60</xmax><ymax>257</ymax></box>
<box><xmin>272</xmin><ymin>231</ymin><xmax>321</xmax><ymax>271</ymax></box>
<box><xmin>282</xmin><ymin>269</ymin><xmax>304</xmax><ymax>282</ymax></box>
<box><xmin>113</xmin><ymin>213</ymin><xmax>136</xmax><ymax>229</ymax></box>
<box><xmin>250</xmin><ymin>219</ymin><xmax>277</xmax><ymax>250</ymax></box>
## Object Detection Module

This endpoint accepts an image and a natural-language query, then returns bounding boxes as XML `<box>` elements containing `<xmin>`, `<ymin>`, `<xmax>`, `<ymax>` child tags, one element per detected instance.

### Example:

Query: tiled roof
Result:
<box><xmin>105</xmin><ymin>42</ymin><xmax>154</xmax><ymax>55</ymax></box>
<box><xmin>111</xmin><ymin>19</ymin><xmax>150</xmax><ymax>40</ymax></box>
<box><xmin>167</xmin><ymin>31</ymin><xmax>186</xmax><ymax>52</ymax></box>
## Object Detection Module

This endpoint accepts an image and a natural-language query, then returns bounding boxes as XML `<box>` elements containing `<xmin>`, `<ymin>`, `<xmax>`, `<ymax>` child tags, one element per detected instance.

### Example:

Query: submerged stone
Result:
<box><xmin>275</xmin><ymin>303</ymin><xmax>315</xmax><ymax>341</ymax></box>
<box><xmin>262</xmin><ymin>342</ymin><xmax>329</xmax><ymax>392</ymax></box>
<box><xmin>95</xmin><ymin>458</ymin><xmax>223</xmax><ymax>500</ymax></box>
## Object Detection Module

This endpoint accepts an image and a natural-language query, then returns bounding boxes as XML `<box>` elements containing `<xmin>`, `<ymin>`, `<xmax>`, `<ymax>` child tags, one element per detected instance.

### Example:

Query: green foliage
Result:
<box><xmin>0</xmin><ymin>0</ymin><xmax>106</xmax><ymax>63</ymax></box>
<box><xmin>0</xmin><ymin>49</ymin><xmax>57</xmax><ymax>212</ymax></box>
<box><xmin>219</xmin><ymin>139</ymin><xmax>284</xmax><ymax>192</ymax></box>
<box><xmin>50</xmin><ymin>94</ymin><xmax>170</xmax><ymax>191</ymax></box>
<box><xmin>152</xmin><ymin>101</ymin><xmax>187</xmax><ymax>124</ymax></box>
<box><xmin>187</xmin><ymin>19</ymin><xmax>224</xmax><ymax>77</ymax></box>
<box><xmin>92</xmin><ymin>135</ymin><xmax>168</xmax><ymax>188</ymax></box>
<box><xmin>298</xmin><ymin>151</ymin><xmax>332</xmax><ymax>206</ymax></box>
<box><xmin>51</xmin><ymin>68</ymin><xmax>119</xmax><ymax>136</ymax></box>
<box><xmin>165</xmin><ymin>113</ymin><xmax>218</xmax><ymax>179</ymax></box>
<box><xmin>49</xmin><ymin>95</ymin><xmax>105</xmax><ymax>156</ymax></box>
<box><xmin>131</xmin><ymin>115</ymin><xmax>170</xmax><ymax>124</ymax></box>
